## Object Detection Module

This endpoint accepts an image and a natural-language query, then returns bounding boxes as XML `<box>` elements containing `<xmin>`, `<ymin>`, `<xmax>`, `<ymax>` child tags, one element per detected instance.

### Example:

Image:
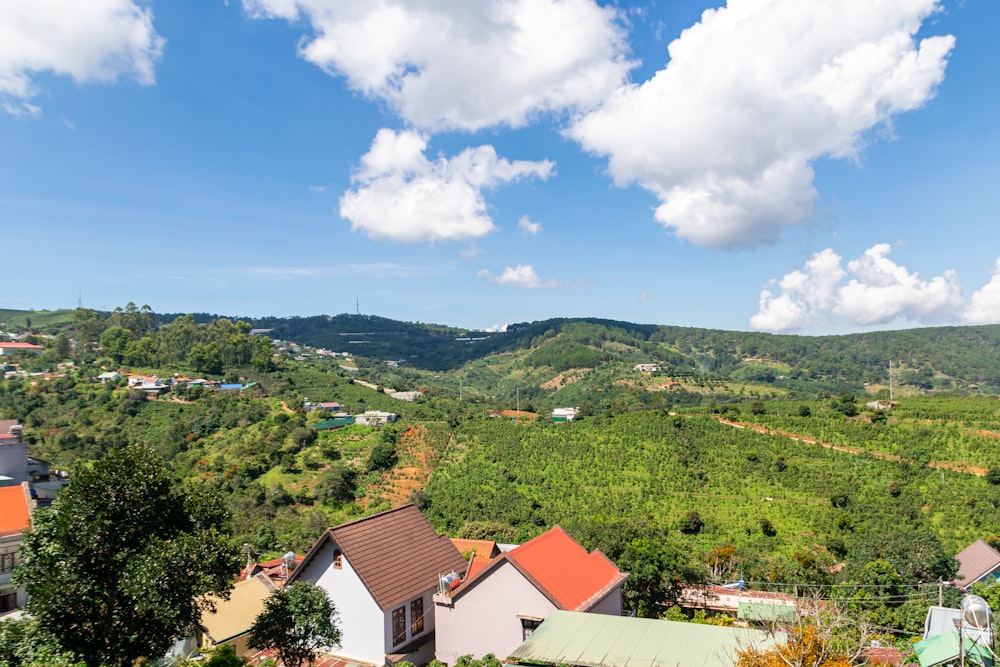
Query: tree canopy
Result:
<box><xmin>14</xmin><ymin>444</ymin><xmax>239</xmax><ymax>667</ymax></box>
<box><xmin>249</xmin><ymin>581</ymin><xmax>342</xmax><ymax>667</ymax></box>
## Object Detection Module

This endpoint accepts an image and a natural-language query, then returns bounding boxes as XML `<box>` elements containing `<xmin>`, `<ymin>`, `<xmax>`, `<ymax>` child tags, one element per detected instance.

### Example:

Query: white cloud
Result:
<box><xmin>478</xmin><ymin>264</ymin><xmax>558</xmax><ymax>289</ymax></box>
<box><xmin>963</xmin><ymin>259</ymin><xmax>1000</xmax><ymax>325</ymax></box>
<box><xmin>639</xmin><ymin>291</ymin><xmax>652</xmax><ymax>302</ymax></box>
<box><xmin>750</xmin><ymin>244</ymin><xmax>963</xmax><ymax>331</ymax></box>
<box><xmin>569</xmin><ymin>0</ymin><xmax>954</xmax><ymax>249</ymax></box>
<box><xmin>0</xmin><ymin>0</ymin><xmax>164</xmax><ymax>115</ymax></box>
<box><xmin>339</xmin><ymin>129</ymin><xmax>554</xmax><ymax>243</ymax></box>
<box><xmin>242</xmin><ymin>0</ymin><xmax>633</xmax><ymax>132</ymax></box>
<box><xmin>518</xmin><ymin>216</ymin><xmax>542</xmax><ymax>236</ymax></box>
<box><xmin>459</xmin><ymin>244</ymin><xmax>484</xmax><ymax>260</ymax></box>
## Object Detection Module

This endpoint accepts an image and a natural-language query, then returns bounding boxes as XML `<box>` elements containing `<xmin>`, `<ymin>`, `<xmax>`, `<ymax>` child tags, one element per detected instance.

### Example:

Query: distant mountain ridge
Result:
<box><xmin>5</xmin><ymin>308</ymin><xmax>1000</xmax><ymax>394</ymax></box>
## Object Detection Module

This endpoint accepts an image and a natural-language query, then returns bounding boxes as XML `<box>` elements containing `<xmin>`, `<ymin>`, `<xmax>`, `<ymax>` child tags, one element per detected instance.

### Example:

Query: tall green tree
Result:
<box><xmin>14</xmin><ymin>444</ymin><xmax>239</xmax><ymax>667</ymax></box>
<box><xmin>249</xmin><ymin>581</ymin><xmax>342</xmax><ymax>667</ymax></box>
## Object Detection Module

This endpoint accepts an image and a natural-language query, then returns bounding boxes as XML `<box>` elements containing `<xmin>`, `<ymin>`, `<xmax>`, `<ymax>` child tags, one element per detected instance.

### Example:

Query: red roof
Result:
<box><xmin>507</xmin><ymin>526</ymin><xmax>626</xmax><ymax>610</ymax></box>
<box><xmin>454</xmin><ymin>526</ymin><xmax>627</xmax><ymax>611</ymax></box>
<box><xmin>0</xmin><ymin>342</ymin><xmax>43</xmax><ymax>349</ymax></box>
<box><xmin>0</xmin><ymin>485</ymin><xmax>31</xmax><ymax>536</ymax></box>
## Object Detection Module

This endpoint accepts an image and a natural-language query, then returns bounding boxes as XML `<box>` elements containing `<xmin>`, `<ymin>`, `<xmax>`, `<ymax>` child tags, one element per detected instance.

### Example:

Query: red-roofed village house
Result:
<box><xmin>0</xmin><ymin>482</ymin><xmax>33</xmax><ymax>613</ymax></box>
<box><xmin>433</xmin><ymin>525</ymin><xmax>628</xmax><ymax>664</ymax></box>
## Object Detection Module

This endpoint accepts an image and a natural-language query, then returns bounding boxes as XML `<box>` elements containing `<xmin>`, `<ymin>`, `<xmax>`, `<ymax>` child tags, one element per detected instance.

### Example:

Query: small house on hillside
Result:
<box><xmin>289</xmin><ymin>504</ymin><xmax>467</xmax><ymax>666</ymax></box>
<box><xmin>0</xmin><ymin>343</ymin><xmax>43</xmax><ymax>356</ymax></box>
<box><xmin>434</xmin><ymin>526</ymin><xmax>628</xmax><ymax>664</ymax></box>
<box><xmin>954</xmin><ymin>540</ymin><xmax>1000</xmax><ymax>589</ymax></box>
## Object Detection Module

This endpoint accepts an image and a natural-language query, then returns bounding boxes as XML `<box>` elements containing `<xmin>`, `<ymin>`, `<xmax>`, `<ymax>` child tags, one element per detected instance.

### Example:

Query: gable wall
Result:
<box><xmin>434</xmin><ymin>560</ymin><xmax>556</xmax><ymax>664</ymax></box>
<box><xmin>299</xmin><ymin>538</ymin><xmax>386</xmax><ymax>664</ymax></box>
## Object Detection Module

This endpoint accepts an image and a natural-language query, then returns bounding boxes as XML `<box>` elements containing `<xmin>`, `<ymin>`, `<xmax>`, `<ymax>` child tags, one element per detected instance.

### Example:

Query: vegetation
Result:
<box><xmin>249</xmin><ymin>582</ymin><xmax>341</xmax><ymax>667</ymax></box>
<box><xmin>14</xmin><ymin>444</ymin><xmax>239</xmax><ymax>667</ymax></box>
<box><xmin>10</xmin><ymin>306</ymin><xmax>1000</xmax><ymax>650</ymax></box>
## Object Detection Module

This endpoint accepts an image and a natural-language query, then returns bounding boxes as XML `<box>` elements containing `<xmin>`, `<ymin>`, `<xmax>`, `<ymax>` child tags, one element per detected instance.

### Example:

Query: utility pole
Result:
<box><xmin>889</xmin><ymin>360</ymin><xmax>893</xmax><ymax>400</ymax></box>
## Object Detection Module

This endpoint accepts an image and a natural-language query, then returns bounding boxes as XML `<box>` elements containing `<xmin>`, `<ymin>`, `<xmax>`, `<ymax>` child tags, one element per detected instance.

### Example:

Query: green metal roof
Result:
<box><xmin>508</xmin><ymin>610</ymin><xmax>782</xmax><ymax>667</ymax></box>
<box><xmin>737</xmin><ymin>602</ymin><xmax>797</xmax><ymax>623</ymax></box>
<box><xmin>311</xmin><ymin>416</ymin><xmax>356</xmax><ymax>430</ymax></box>
<box><xmin>914</xmin><ymin>631</ymin><xmax>994</xmax><ymax>667</ymax></box>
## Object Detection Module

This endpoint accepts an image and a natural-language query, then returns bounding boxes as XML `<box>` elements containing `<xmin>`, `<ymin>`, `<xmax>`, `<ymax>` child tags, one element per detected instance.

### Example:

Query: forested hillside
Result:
<box><xmin>6</xmin><ymin>305</ymin><xmax>1000</xmax><ymax>637</ymax></box>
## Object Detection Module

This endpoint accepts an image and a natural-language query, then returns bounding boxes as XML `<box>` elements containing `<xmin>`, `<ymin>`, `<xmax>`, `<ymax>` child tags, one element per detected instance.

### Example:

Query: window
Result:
<box><xmin>392</xmin><ymin>606</ymin><xmax>407</xmax><ymax>646</ymax></box>
<box><xmin>521</xmin><ymin>618</ymin><xmax>541</xmax><ymax>640</ymax></box>
<box><xmin>0</xmin><ymin>592</ymin><xmax>15</xmax><ymax>613</ymax></box>
<box><xmin>410</xmin><ymin>597</ymin><xmax>424</xmax><ymax>636</ymax></box>
<box><xmin>333</xmin><ymin>550</ymin><xmax>342</xmax><ymax>570</ymax></box>
<box><xmin>0</xmin><ymin>552</ymin><xmax>15</xmax><ymax>574</ymax></box>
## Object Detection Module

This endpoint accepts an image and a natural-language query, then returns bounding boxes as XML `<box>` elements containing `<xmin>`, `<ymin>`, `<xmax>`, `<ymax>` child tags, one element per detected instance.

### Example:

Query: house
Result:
<box><xmin>914</xmin><ymin>604</ymin><xmax>994</xmax><ymax>667</ymax></box>
<box><xmin>954</xmin><ymin>540</ymin><xmax>1000</xmax><ymax>589</ymax></box>
<box><xmin>0</xmin><ymin>483</ymin><xmax>33</xmax><ymax>613</ymax></box>
<box><xmin>507</xmin><ymin>610</ymin><xmax>781</xmax><ymax>667</ymax></box>
<box><xmin>289</xmin><ymin>504</ymin><xmax>467</xmax><ymax>666</ymax></box>
<box><xmin>199</xmin><ymin>573</ymin><xmax>277</xmax><ymax>656</ymax></box>
<box><xmin>633</xmin><ymin>364</ymin><xmax>660</xmax><ymax>373</ymax></box>
<box><xmin>679</xmin><ymin>584</ymin><xmax>799</xmax><ymax>625</ymax></box>
<box><xmin>551</xmin><ymin>407</ymin><xmax>579</xmax><ymax>423</ymax></box>
<box><xmin>433</xmin><ymin>526</ymin><xmax>628</xmax><ymax>664</ymax></box>
<box><xmin>97</xmin><ymin>371</ymin><xmax>122</xmax><ymax>383</ymax></box>
<box><xmin>0</xmin><ymin>342</ymin><xmax>43</xmax><ymax>356</ymax></box>
<box><xmin>355</xmin><ymin>411</ymin><xmax>397</xmax><ymax>426</ymax></box>
<box><xmin>0</xmin><ymin>420</ymin><xmax>28</xmax><ymax>487</ymax></box>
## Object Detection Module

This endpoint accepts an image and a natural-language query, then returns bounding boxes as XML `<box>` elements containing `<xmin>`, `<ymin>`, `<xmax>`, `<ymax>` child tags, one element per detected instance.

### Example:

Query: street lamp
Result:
<box><xmin>959</xmin><ymin>594</ymin><xmax>993</xmax><ymax>667</ymax></box>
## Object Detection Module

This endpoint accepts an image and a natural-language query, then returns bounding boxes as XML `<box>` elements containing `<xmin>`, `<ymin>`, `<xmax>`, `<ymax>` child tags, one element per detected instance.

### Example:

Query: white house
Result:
<box><xmin>434</xmin><ymin>526</ymin><xmax>628</xmax><ymax>665</ymax></box>
<box><xmin>289</xmin><ymin>504</ymin><xmax>467</xmax><ymax>666</ymax></box>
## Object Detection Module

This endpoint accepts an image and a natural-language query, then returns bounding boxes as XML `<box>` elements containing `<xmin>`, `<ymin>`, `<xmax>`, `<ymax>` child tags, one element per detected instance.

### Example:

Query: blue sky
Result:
<box><xmin>2</xmin><ymin>0</ymin><xmax>999</xmax><ymax>334</ymax></box>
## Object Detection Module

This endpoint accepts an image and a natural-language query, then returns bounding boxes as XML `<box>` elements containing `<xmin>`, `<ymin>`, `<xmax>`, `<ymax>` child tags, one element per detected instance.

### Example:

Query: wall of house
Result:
<box><xmin>381</xmin><ymin>588</ymin><xmax>437</xmax><ymax>658</ymax></box>
<box><xmin>299</xmin><ymin>539</ymin><xmax>385</xmax><ymax>664</ymax></box>
<box><xmin>586</xmin><ymin>584</ymin><xmax>624</xmax><ymax>616</ymax></box>
<box><xmin>434</xmin><ymin>561</ymin><xmax>556</xmax><ymax>665</ymax></box>
<box><xmin>0</xmin><ymin>533</ymin><xmax>25</xmax><ymax>612</ymax></box>
<box><xmin>0</xmin><ymin>440</ymin><xmax>28</xmax><ymax>485</ymax></box>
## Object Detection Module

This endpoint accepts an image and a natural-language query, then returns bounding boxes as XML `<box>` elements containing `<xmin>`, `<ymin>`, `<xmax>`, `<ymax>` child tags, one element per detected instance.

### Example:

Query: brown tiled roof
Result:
<box><xmin>0</xmin><ymin>420</ymin><xmax>19</xmax><ymax>436</ymax></box>
<box><xmin>293</xmin><ymin>504</ymin><xmax>466</xmax><ymax>611</ymax></box>
<box><xmin>955</xmin><ymin>539</ymin><xmax>1000</xmax><ymax>586</ymax></box>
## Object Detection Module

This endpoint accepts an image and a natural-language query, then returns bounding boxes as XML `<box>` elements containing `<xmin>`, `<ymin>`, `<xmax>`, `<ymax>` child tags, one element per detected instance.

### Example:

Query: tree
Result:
<box><xmin>14</xmin><ymin>444</ymin><xmax>239</xmax><ymax>667</ymax></box>
<box><xmin>249</xmin><ymin>582</ymin><xmax>342</xmax><ymax>667</ymax></box>
<box><xmin>680</xmin><ymin>510</ymin><xmax>704</xmax><ymax>535</ymax></box>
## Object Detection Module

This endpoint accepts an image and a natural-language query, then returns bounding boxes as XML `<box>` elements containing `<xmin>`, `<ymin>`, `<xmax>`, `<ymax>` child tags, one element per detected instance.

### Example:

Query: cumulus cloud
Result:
<box><xmin>751</xmin><ymin>244</ymin><xmax>963</xmax><ymax>331</ymax></box>
<box><xmin>242</xmin><ymin>0</ymin><xmax>633</xmax><ymax>132</ymax></box>
<box><xmin>478</xmin><ymin>264</ymin><xmax>558</xmax><ymax>289</ymax></box>
<box><xmin>569</xmin><ymin>0</ymin><xmax>954</xmax><ymax>249</ymax></box>
<box><xmin>963</xmin><ymin>259</ymin><xmax>1000</xmax><ymax>325</ymax></box>
<box><xmin>518</xmin><ymin>216</ymin><xmax>542</xmax><ymax>236</ymax></box>
<box><xmin>339</xmin><ymin>129</ymin><xmax>554</xmax><ymax>243</ymax></box>
<box><xmin>0</xmin><ymin>0</ymin><xmax>164</xmax><ymax>115</ymax></box>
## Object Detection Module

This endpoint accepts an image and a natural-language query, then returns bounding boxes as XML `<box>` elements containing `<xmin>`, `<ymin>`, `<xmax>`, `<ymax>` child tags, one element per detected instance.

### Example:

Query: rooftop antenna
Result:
<box><xmin>242</xmin><ymin>543</ymin><xmax>256</xmax><ymax>580</ymax></box>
